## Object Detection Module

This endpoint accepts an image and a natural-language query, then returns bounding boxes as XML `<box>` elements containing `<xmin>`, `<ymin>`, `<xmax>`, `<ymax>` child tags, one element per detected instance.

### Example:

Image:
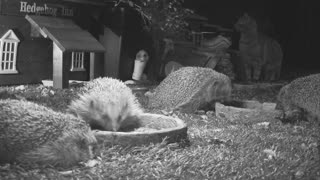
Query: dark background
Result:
<box><xmin>184</xmin><ymin>0</ymin><xmax>320</xmax><ymax>77</ymax></box>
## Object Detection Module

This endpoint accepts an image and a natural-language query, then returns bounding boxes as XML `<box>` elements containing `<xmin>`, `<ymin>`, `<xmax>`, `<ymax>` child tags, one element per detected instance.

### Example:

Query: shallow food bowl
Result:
<box><xmin>215</xmin><ymin>100</ymin><xmax>281</xmax><ymax>122</ymax></box>
<box><xmin>93</xmin><ymin>113</ymin><xmax>188</xmax><ymax>146</ymax></box>
<box><xmin>127</xmin><ymin>84</ymin><xmax>156</xmax><ymax>95</ymax></box>
<box><xmin>129</xmin><ymin>85</ymin><xmax>150</xmax><ymax>93</ymax></box>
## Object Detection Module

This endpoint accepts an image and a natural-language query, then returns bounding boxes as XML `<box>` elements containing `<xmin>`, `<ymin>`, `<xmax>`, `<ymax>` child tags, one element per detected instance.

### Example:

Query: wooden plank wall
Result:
<box><xmin>99</xmin><ymin>27</ymin><xmax>122</xmax><ymax>78</ymax></box>
<box><xmin>0</xmin><ymin>15</ymin><xmax>52</xmax><ymax>85</ymax></box>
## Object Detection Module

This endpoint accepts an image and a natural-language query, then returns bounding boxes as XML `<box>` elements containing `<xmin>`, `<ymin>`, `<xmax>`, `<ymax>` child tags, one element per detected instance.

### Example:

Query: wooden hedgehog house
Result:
<box><xmin>92</xmin><ymin>113</ymin><xmax>188</xmax><ymax>146</ymax></box>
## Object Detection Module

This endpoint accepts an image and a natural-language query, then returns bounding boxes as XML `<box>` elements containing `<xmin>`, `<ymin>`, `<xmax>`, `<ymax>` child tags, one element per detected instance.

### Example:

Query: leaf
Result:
<box><xmin>263</xmin><ymin>148</ymin><xmax>277</xmax><ymax>159</ymax></box>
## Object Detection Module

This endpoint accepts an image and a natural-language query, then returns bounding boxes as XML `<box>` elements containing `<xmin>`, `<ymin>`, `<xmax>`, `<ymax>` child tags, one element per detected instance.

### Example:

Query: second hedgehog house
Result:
<box><xmin>146</xmin><ymin>67</ymin><xmax>232</xmax><ymax>112</ymax></box>
<box><xmin>68</xmin><ymin>77</ymin><xmax>144</xmax><ymax>132</ymax></box>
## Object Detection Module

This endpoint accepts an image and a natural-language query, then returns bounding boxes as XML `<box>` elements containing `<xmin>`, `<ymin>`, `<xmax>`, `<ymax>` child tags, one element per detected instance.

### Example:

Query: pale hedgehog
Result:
<box><xmin>68</xmin><ymin>77</ymin><xmax>143</xmax><ymax>131</ymax></box>
<box><xmin>146</xmin><ymin>67</ymin><xmax>232</xmax><ymax>112</ymax></box>
<box><xmin>0</xmin><ymin>99</ymin><xmax>97</xmax><ymax>168</ymax></box>
<box><xmin>277</xmin><ymin>73</ymin><xmax>320</xmax><ymax>122</ymax></box>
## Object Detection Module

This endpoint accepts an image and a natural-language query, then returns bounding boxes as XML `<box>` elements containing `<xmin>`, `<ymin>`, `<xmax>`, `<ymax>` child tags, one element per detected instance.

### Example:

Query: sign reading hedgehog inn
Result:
<box><xmin>20</xmin><ymin>1</ymin><xmax>74</xmax><ymax>16</ymax></box>
<box><xmin>0</xmin><ymin>0</ymin><xmax>106</xmax><ymax>88</ymax></box>
<box><xmin>2</xmin><ymin>1</ymin><xmax>75</xmax><ymax>17</ymax></box>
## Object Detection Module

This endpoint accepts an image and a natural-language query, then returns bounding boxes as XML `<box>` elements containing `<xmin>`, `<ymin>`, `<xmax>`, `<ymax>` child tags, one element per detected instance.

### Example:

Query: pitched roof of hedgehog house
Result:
<box><xmin>25</xmin><ymin>15</ymin><xmax>105</xmax><ymax>52</ymax></box>
<box><xmin>0</xmin><ymin>27</ymin><xmax>20</xmax><ymax>42</ymax></box>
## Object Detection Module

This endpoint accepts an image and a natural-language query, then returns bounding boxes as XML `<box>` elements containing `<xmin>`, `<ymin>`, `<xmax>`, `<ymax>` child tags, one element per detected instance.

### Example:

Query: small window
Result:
<box><xmin>70</xmin><ymin>52</ymin><xmax>85</xmax><ymax>71</ymax></box>
<box><xmin>0</xmin><ymin>30</ymin><xmax>20</xmax><ymax>74</ymax></box>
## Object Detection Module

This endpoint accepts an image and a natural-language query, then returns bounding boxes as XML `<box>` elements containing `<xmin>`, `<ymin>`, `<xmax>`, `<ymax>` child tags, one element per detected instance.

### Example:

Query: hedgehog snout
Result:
<box><xmin>111</xmin><ymin>119</ymin><xmax>121</xmax><ymax>131</ymax></box>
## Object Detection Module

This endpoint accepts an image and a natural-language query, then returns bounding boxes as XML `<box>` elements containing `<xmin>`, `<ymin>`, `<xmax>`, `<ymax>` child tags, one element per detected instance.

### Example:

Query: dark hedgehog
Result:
<box><xmin>277</xmin><ymin>73</ymin><xmax>320</xmax><ymax>122</ymax></box>
<box><xmin>146</xmin><ymin>67</ymin><xmax>232</xmax><ymax>112</ymax></box>
<box><xmin>68</xmin><ymin>77</ymin><xmax>144</xmax><ymax>131</ymax></box>
<box><xmin>0</xmin><ymin>99</ymin><xmax>97</xmax><ymax>168</ymax></box>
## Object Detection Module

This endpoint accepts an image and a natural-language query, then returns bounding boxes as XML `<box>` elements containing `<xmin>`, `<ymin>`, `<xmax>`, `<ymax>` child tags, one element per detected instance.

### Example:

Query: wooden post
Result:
<box><xmin>53</xmin><ymin>42</ymin><xmax>69</xmax><ymax>89</ymax></box>
<box><xmin>99</xmin><ymin>27</ymin><xmax>122</xmax><ymax>78</ymax></box>
<box><xmin>89</xmin><ymin>52</ymin><xmax>95</xmax><ymax>80</ymax></box>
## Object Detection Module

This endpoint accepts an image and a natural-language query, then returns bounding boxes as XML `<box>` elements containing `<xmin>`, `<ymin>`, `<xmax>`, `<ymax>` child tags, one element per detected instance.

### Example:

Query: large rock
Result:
<box><xmin>277</xmin><ymin>73</ymin><xmax>320</xmax><ymax>122</ymax></box>
<box><xmin>146</xmin><ymin>67</ymin><xmax>232</xmax><ymax>112</ymax></box>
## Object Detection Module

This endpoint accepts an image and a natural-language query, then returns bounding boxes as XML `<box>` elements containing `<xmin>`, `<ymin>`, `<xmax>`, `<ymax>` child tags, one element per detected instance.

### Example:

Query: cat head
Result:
<box><xmin>234</xmin><ymin>13</ymin><xmax>258</xmax><ymax>32</ymax></box>
<box><xmin>136</xmin><ymin>50</ymin><xmax>149</xmax><ymax>62</ymax></box>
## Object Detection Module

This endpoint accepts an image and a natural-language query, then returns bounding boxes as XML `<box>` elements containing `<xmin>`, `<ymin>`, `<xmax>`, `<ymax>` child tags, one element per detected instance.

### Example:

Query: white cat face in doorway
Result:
<box><xmin>136</xmin><ymin>50</ymin><xmax>149</xmax><ymax>62</ymax></box>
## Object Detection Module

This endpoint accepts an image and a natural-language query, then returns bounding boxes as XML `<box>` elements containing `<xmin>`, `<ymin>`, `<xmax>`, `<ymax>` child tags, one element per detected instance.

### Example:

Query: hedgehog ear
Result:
<box><xmin>89</xmin><ymin>100</ymin><xmax>95</xmax><ymax>109</ymax></box>
<box><xmin>124</xmin><ymin>102</ymin><xmax>128</xmax><ymax>110</ymax></box>
<box><xmin>121</xmin><ymin>102</ymin><xmax>129</xmax><ymax>114</ymax></box>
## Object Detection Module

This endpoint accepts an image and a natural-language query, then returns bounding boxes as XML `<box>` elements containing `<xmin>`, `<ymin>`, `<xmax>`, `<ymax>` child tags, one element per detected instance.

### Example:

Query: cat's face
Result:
<box><xmin>234</xmin><ymin>13</ymin><xmax>258</xmax><ymax>32</ymax></box>
<box><xmin>136</xmin><ymin>50</ymin><xmax>149</xmax><ymax>62</ymax></box>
